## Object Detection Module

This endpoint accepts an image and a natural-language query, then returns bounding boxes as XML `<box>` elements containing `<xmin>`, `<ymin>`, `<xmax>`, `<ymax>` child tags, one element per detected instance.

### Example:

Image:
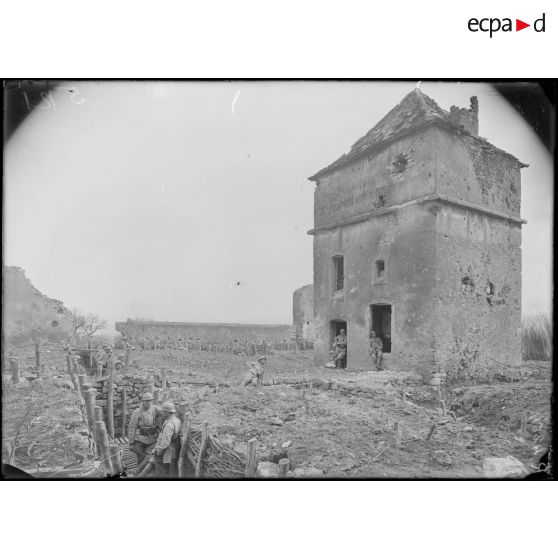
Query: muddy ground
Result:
<box><xmin>2</xmin><ymin>345</ymin><xmax>552</xmax><ymax>478</ymax></box>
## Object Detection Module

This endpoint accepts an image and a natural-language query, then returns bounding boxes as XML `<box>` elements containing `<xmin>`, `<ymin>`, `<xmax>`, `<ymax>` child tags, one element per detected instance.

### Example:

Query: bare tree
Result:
<box><xmin>82</xmin><ymin>314</ymin><xmax>108</xmax><ymax>349</ymax></box>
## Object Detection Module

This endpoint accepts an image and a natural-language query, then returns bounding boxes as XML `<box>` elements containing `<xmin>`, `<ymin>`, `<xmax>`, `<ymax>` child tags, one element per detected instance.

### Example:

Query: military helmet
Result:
<box><xmin>161</xmin><ymin>401</ymin><xmax>176</xmax><ymax>413</ymax></box>
<box><xmin>142</xmin><ymin>392</ymin><xmax>154</xmax><ymax>401</ymax></box>
<box><xmin>257</xmin><ymin>355</ymin><xmax>267</xmax><ymax>362</ymax></box>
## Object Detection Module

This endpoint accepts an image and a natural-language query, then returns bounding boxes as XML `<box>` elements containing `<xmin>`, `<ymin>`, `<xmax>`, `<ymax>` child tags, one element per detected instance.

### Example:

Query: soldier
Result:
<box><xmin>368</xmin><ymin>330</ymin><xmax>383</xmax><ymax>370</ymax></box>
<box><xmin>153</xmin><ymin>402</ymin><xmax>182</xmax><ymax>478</ymax></box>
<box><xmin>333</xmin><ymin>329</ymin><xmax>347</xmax><ymax>369</ymax></box>
<box><xmin>241</xmin><ymin>355</ymin><xmax>267</xmax><ymax>387</ymax></box>
<box><xmin>128</xmin><ymin>392</ymin><xmax>160</xmax><ymax>465</ymax></box>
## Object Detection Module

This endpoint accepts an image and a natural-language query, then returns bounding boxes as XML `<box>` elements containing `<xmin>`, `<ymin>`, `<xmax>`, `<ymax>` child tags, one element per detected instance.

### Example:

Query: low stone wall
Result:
<box><xmin>115</xmin><ymin>320</ymin><xmax>293</xmax><ymax>345</ymax></box>
<box><xmin>92</xmin><ymin>374</ymin><xmax>156</xmax><ymax>437</ymax></box>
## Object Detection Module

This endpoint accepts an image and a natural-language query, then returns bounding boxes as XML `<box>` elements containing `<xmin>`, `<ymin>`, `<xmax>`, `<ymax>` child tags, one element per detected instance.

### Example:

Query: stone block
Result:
<box><xmin>482</xmin><ymin>456</ymin><xmax>528</xmax><ymax>479</ymax></box>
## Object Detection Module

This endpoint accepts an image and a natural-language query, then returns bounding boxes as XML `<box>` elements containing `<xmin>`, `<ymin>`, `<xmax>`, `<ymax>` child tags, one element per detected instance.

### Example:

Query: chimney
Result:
<box><xmin>449</xmin><ymin>96</ymin><xmax>479</xmax><ymax>135</ymax></box>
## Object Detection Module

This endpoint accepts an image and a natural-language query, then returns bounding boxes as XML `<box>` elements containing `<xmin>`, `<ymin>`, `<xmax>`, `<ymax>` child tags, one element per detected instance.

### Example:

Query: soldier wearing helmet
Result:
<box><xmin>153</xmin><ymin>401</ymin><xmax>182</xmax><ymax>477</ymax></box>
<box><xmin>127</xmin><ymin>392</ymin><xmax>159</xmax><ymax>464</ymax></box>
<box><xmin>241</xmin><ymin>355</ymin><xmax>267</xmax><ymax>387</ymax></box>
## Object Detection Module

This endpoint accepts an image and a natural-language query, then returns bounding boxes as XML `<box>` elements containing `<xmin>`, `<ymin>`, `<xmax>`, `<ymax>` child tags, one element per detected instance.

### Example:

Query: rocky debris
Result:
<box><xmin>270</xmin><ymin>418</ymin><xmax>284</xmax><ymax>426</ymax></box>
<box><xmin>432</xmin><ymin>450</ymin><xmax>453</xmax><ymax>467</ymax></box>
<box><xmin>256</xmin><ymin>461</ymin><xmax>280</xmax><ymax>478</ymax></box>
<box><xmin>463</xmin><ymin>426</ymin><xmax>473</xmax><ymax>432</ymax></box>
<box><xmin>482</xmin><ymin>456</ymin><xmax>528</xmax><ymax>479</ymax></box>
<box><xmin>282</xmin><ymin>440</ymin><xmax>292</xmax><ymax>449</ymax></box>
<box><xmin>269</xmin><ymin>448</ymin><xmax>289</xmax><ymax>463</ymax></box>
<box><xmin>293</xmin><ymin>467</ymin><xmax>324</xmax><ymax>478</ymax></box>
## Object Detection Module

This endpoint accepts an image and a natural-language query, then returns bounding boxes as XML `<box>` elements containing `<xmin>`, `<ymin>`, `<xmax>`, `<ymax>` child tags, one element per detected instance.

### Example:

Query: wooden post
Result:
<box><xmin>9</xmin><ymin>358</ymin><xmax>20</xmax><ymax>384</ymax></box>
<box><xmin>245</xmin><ymin>438</ymin><xmax>258</xmax><ymax>478</ymax></box>
<box><xmin>195</xmin><ymin>421</ymin><xmax>209</xmax><ymax>478</ymax></box>
<box><xmin>84</xmin><ymin>388</ymin><xmax>96</xmax><ymax>431</ymax></box>
<box><xmin>121</xmin><ymin>389</ymin><xmax>127</xmax><ymax>439</ymax></box>
<box><xmin>94</xmin><ymin>405</ymin><xmax>103</xmax><ymax>423</ymax></box>
<box><xmin>108</xmin><ymin>443</ymin><xmax>122</xmax><ymax>476</ymax></box>
<box><xmin>107</xmin><ymin>356</ymin><xmax>115</xmax><ymax>439</ymax></box>
<box><xmin>440</xmin><ymin>400</ymin><xmax>446</xmax><ymax>416</ymax></box>
<box><xmin>125</xmin><ymin>347</ymin><xmax>130</xmax><ymax>367</ymax></box>
<box><xmin>95</xmin><ymin>418</ymin><xmax>113</xmax><ymax>475</ymax></box>
<box><xmin>279</xmin><ymin>458</ymin><xmax>290</xmax><ymax>477</ymax></box>
<box><xmin>148</xmin><ymin>376</ymin><xmax>155</xmax><ymax>395</ymax></box>
<box><xmin>77</xmin><ymin>374</ymin><xmax>87</xmax><ymax>398</ymax></box>
<box><xmin>96</xmin><ymin>361</ymin><xmax>102</xmax><ymax>377</ymax></box>
<box><xmin>66</xmin><ymin>353</ymin><xmax>72</xmax><ymax>374</ymax></box>
<box><xmin>178</xmin><ymin>413</ymin><xmax>192</xmax><ymax>478</ymax></box>
<box><xmin>394</xmin><ymin>421</ymin><xmax>402</xmax><ymax>449</ymax></box>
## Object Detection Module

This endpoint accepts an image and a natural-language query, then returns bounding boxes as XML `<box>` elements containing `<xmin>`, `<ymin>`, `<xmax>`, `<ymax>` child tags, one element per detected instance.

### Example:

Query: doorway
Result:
<box><xmin>370</xmin><ymin>304</ymin><xmax>391</xmax><ymax>353</ymax></box>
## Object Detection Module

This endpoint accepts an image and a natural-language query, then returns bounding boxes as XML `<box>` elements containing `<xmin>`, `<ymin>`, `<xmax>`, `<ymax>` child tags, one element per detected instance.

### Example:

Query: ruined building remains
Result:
<box><xmin>307</xmin><ymin>89</ymin><xmax>526</xmax><ymax>379</ymax></box>
<box><xmin>293</xmin><ymin>284</ymin><xmax>316</xmax><ymax>347</ymax></box>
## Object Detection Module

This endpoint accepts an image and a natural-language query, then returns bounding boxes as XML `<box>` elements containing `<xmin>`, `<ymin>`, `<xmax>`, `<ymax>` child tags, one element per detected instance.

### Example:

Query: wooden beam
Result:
<box><xmin>178</xmin><ymin>413</ymin><xmax>192</xmax><ymax>478</ymax></box>
<box><xmin>107</xmin><ymin>356</ymin><xmax>115</xmax><ymax>438</ymax></box>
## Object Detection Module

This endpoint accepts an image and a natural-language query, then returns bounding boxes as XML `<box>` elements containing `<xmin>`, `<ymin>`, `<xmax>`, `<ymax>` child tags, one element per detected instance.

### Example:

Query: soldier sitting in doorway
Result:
<box><xmin>333</xmin><ymin>329</ymin><xmax>347</xmax><ymax>369</ymax></box>
<box><xmin>368</xmin><ymin>330</ymin><xmax>383</xmax><ymax>370</ymax></box>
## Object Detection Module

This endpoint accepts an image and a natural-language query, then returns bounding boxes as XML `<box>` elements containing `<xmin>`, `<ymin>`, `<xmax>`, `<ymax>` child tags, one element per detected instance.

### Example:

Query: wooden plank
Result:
<box><xmin>195</xmin><ymin>421</ymin><xmax>209</xmax><ymax>478</ymax></box>
<box><xmin>95</xmin><ymin>420</ymin><xmax>112</xmax><ymax>475</ymax></box>
<box><xmin>178</xmin><ymin>413</ymin><xmax>192</xmax><ymax>478</ymax></box>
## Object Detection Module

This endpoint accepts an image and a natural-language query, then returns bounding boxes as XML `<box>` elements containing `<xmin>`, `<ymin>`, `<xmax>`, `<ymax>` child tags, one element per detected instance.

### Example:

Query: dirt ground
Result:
<box><xmin>2</xmin><ymin>345</ymin><xmax>552</xmax><ymax>478</ymax></box>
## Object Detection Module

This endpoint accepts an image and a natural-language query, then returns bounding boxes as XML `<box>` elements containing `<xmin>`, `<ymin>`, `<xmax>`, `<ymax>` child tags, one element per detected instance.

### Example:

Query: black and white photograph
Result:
<box><xmin>2</xmin><ymin>80</ymin><xmax>553</xmax><ymax>480</ymax></box>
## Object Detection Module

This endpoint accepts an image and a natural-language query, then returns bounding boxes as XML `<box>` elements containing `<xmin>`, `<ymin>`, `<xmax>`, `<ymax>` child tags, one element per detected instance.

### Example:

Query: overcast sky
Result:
<box><xmin>4</xmin><ymin>81</ymin><xmax>553</xmax><ymax>332</ymax></box>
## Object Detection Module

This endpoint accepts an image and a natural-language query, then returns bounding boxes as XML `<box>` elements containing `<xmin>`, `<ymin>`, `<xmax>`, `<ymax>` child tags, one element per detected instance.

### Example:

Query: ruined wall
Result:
<box><xmin>434</xmin><ymin>205</ymin><xmax>522</xmax><ymax>380</ymax></box>
<box><xmin>293</xmin><ymin>284</ymin><xmax>316</xmax><ymax>344</ymax></box>
<box><xmin>115</xmin><ymin>320</ymin><xmax>292</xmax><ymax>344</ymax></box>
<box><xmin>313</xmin><ymin>129</ymin><xmax>438</xmax><ymax>229</ymax></box>
<box><xmin>3</xmin><ymin>266</ymin><xmax>72</xmax><ymax>338</ymax></box>
<box><xmin>435</xmin><ymin>127</ymin><xmax>522</xmax><ymax>216</ymax></box>
<box><xmin>313</xmin><ymin>203</ymin><xmax>438</xmax><ymax>373</ymax></box>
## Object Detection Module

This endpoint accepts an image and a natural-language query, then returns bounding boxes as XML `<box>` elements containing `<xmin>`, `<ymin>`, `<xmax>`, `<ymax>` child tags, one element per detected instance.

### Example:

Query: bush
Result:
<box><xmin>522</xmin><ymin>313</ymin><xmax>552</xmax><ymax>361</ymax></box>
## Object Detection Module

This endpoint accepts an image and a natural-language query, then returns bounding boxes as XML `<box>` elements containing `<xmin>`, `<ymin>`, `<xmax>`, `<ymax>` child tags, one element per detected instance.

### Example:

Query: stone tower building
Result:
<box><xmin>308</xmin><ymin>89</ymin><xmax>526</xmax><ymax>380</ymax></box>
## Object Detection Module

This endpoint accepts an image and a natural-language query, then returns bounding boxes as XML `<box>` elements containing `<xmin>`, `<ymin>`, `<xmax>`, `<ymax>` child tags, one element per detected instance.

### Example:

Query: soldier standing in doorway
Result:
<box><xmin>368</xmin><ymin>330</ymin><xmax>383</xmax><ymax>370</ymax></box>
<box><xmin>333</xmin><ymin>329</ymin><xmax>347</xmax><ymax>369</ymax></box>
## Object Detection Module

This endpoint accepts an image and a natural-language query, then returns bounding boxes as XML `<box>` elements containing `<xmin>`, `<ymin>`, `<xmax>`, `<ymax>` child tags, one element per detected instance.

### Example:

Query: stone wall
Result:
<box><xmin>92</xmin><ymin>373</ymin><xmax>156</xmax><ymax>437</ymax></box>
<box><xmin>115</xmin><ymin>320</ymin><xmax>292</xmax><ymax>345</ymax></box>
<box><xmin>292</xmin><ymin>284</ymin><xmax>316</xmax><ymax>345</ymax></box>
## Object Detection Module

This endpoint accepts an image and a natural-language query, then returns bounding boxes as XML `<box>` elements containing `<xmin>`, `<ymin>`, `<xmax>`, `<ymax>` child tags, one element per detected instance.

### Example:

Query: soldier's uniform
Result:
<box><xmin>333</xmin><ymin>334</ymin><xmax>347</xmax><ymax>368</ymax></box>
<box><xmin>153</xmin><ymin>402</ymin><xmax>182</xmax><ymax>477</ymax></box>
<box><xmin>368</xmin><ymin>334</ymin><xmax>383</xmax><ymax>370</ymax></box>
<box><xmin>128</xmin><ymin>393</ymin><xmax>160</xmax><ymax>463</ymax></box>
<box><xmin>241</xmin><ymin>357</ymin><xmax>266</xmax><ymax>387</ymax></box>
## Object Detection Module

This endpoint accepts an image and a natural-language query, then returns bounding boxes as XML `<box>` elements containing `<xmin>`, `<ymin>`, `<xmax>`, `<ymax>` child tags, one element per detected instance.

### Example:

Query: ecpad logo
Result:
<box><xmin>468</xmin><ymin>13</ymin><xmax>546</xmax><ymax>37</ymax></box>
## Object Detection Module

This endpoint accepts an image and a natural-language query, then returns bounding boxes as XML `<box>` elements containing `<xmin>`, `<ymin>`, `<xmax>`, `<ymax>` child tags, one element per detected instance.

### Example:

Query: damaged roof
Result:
<box><xmin>308</xmin><ymin>88</ymin><xmax>525</xmax><ymax>181</ymax></box>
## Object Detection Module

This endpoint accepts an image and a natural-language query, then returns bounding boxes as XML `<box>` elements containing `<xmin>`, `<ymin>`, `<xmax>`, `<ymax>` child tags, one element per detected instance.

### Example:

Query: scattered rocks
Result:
<box><xmin>432</xmin><ymin>450</ymin><xmax>453</xmax><ymax>467</ymax></box>
<box><xmin>256</xmin><ymin>461</ymin><xmax>280</xmax><ymax>478</ymax></box>
<box><xmin>269</xmin><ymin>448</ymin><xmax>288</xmax><ymax>463</ymax></box>
<box><xmin>281</xmin><ymin>440</ymin><xmax>292</xmax><ymax>449</ymax></box>
<box><xmin>283</xmin><ymin>413</ymin><xmax>296</xmax><ymax>422</ymax></box>
<box><xmin>482</xmin><ymin>456</ymin><xmax>528</xmax><ymax>479</ymax></box>
<box><xmin>463</xmin><ymin>426</ymin><xmax>473</xmax><ymax>432</ymax></box>
<box><xmin>270</xmin><ymin>418</ymin><xmax>284</xmax><ymax>426</ymax></box>
<box><xmin>293</xmin><ymin>467</ymin><xmax>324</xmax><ymax>478</ymax></box>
